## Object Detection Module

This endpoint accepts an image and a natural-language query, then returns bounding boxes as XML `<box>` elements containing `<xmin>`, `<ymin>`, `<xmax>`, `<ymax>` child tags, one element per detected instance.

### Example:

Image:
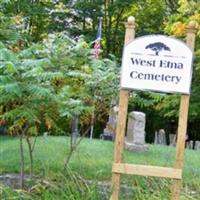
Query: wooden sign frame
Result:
<box><xmin>110</xmin><ymin>17</ymin><xmax>197</xmax><ymax>200</ymax></box>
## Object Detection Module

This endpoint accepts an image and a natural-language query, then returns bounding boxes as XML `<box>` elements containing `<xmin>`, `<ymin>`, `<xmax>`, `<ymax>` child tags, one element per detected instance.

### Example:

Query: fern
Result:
<box><xmin>21</xmin><ymin>58</ymin><xmax>51</xmax><ymax>69</ymax></box>
<box><xmin>3</xmin><ymin>106</ymin><xmax>40</xmax><ymax>123</ymax></box>
<box><xmin>0</xmin><ymin>48</ymin><xmax>15</xmax><ymax>61</ymax></box>
<box><xmin>39</xmin><ymin>71</ymin><xmax>64</xmax><ymax>81</ymax></box>
<box><xmin>25</xmin><ymin>84</ymin><xmax>55</xmax><ymax>100</ymax></box>
<box><xmin>0</xmin><ymin>82</ymin><xmax>22</xmax><ymax>96</ymax></box>
<box><xmin>0</xmin><ymin>32</ymin><xmax>118</xmax><ymax>139</ymax></box>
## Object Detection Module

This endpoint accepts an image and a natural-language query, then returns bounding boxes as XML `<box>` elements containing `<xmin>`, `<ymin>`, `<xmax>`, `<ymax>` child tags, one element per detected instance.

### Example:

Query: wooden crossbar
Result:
<box><xmin>112</xmin><ymin>163</ymin><xmax>182</xmax><ymax>179</ymax></box>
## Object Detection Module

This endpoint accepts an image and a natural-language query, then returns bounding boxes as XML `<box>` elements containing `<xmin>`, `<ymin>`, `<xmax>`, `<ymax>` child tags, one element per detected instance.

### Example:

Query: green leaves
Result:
<box><xmin>2</xmin><ymin>62</ymin><xmax>17</xmax><ymax>74</ymax></box>
<box><xmin>26</xmin><ymin>84</ymin><xmax>55</xmax><ymax>100</ymax></box>
<box><xmin>0</xmin><ymin>48</ymin><xmax>15</xmax><ymax>61</ymax></box>
<box><xmin>39</xmin><ymin>72</ymin><xmax>64</xmax><ymax>82</ymax></box>
<box><xmin>4</xmin><ymin>106</ymin><xmax>40</xmax><ymax>124</ymax></box>
<box><xmin>0</xmin><ymin>32</ymin><xmax>118</xmax><ymax>137</ymax></box>
<box><xmin>0</xmin><ymin>82</ymin><xmax>21</xmax><ymax>96</ymax></box>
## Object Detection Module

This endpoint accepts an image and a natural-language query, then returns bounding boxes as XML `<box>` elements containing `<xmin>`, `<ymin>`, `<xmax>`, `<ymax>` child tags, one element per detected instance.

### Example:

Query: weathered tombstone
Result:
<box><xmin>195</xmin><ymin>141</ymin><xmax>200</xmax><ymax>151</ymax></box>
<box><xmin>107</xmin><ymin>106</ymin><xmax>118</xmax><ymax>134</ymax></box>
<box><xmin>154</xmin><ymin>129</ymin><xmax>167</xmax><ymax>145</ymax></box>
<box><xmin>124</xmin><ymin>111</ymin><xmax>148</xmax><ymax>151</ymax></box>
<box><xmin>187</xmin><ymin>140</ymin><xmax>193</xmax><ymax>149</ymax></box>
<box><xmin>101</xmin><ymin>125</ymin><xmax>114</xmax><ymax>141</ymax></box>
<box><xmin>43</xmin><ymin>132</ymin><xmax>48</xmax><ymax>142</ymax></box>
<box><xmin>102</xmin><ymin>106</ymin><xmax>118</xmax><ymax>141</ymax></box>
<box><xmin>0</xmin><ymin>126</ymin><xmax>7</xmax><ymax>135</ymax></box>
<box><xmin>169</xmin><ymin>134</ymin><xmax>176</xmax><ymax>146</ymax></box>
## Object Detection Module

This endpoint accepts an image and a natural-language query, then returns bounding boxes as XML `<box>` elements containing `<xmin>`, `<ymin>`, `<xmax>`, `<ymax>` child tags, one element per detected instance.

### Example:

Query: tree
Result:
<box><xmin>3</xmin><ymin>0</ymin><xmax>57</xmax><ymax>42</ymax></box>
<box><xmin>163</xmin><ymin>0</ymin><xmax>200</xmax><ymax>139</ymax></box>
<box><xmin>145</xmin><ymin>42</ymin><xmax>171</xmax><ymax>55</ymax></box>
<box><xmin>127</xmin><ymin>0</ymin><xmax>200</xmax><ymax>143</ymax></box>
<box><xmin>0</xmin><ymin>41</ymin><xmax>61</xmax><ymax>187</ymax></box>
<box><xmin>43</xmin><ymin>33</ymin><xmax>118</xmax><ymax>137</ymax></box>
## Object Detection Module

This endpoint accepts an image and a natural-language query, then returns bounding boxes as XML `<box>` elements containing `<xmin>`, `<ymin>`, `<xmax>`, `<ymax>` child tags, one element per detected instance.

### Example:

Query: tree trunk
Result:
<box><xmin>64</xmin><ymin>126</ymin><xmax>91</xmax><ymax>170</ymax></box>
<box><xmin>112</xmin><ymin>8</ymin><xmax>124</xmax><ymax>54</ymax></box>
<box><xmin>89</xmin><ymin>111</ymin><xmax>95</xmax><ymax>139</ymax></box>
<box><xmin>26</xmin><ymin>136</ymin><xmax>36</xmax><ymax>179</ymax></box>
<box><xmin>104</xmin><ymin>0</ymin><xmax>112</xmax><ymax>55</ymax></box>
<box><xmin>71</xmin><ymin>116</ymin><xmax>79</xmax><ymax>145</ymax></box>
<box><xmin>83</xmin><ymin>16</ymin><xmax>86</xmax><ymax>32</ymax></box>
<box><xmin>19</xmin><ymin>134</ymin><xmax>25</xmax><ymax>189</ymax></box>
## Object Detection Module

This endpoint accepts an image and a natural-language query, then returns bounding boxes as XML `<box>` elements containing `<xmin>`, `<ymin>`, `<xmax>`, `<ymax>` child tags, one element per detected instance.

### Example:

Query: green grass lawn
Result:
<box><xmin>1</xmin><ymin>135</ymin><xmax>200</xmax><ymax>199</ymax></box>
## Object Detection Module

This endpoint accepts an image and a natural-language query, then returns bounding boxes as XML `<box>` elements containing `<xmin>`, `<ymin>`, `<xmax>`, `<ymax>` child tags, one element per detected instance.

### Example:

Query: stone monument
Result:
<box><xmin>169</xmin><ymin>134</ymin><xmax>176</xmax><ymax>146</ymax></box>
<box><xmin>195</xmin><ymin>141</ymin><xmax>200</xmax><ymax>151</ymax></box>
<box><xmin>187</xmin><ymin>140</ymin><xmax>193</xmax><ymax>149</ymax></box>
<box><xmin>154</xmin><ymin>129</ymin><xmax>166</xmax><ymax>145</ymax></box>
<box><xmin>102</xmin><ymin>105</ymin><xmax>118</xmax><ymax>141</ymax></box>
<box><xmin>124</xmin><ymin>111</ymin><xmax>148</xmax><ymax>151</ymax></box>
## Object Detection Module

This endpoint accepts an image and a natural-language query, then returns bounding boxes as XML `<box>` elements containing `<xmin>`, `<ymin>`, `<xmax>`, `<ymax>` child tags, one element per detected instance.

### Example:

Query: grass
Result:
<box><xmin>0</xmin><ymin>135</ymin><xmax>200</xmax><ymax>199</ymax></box>
<box><xmin>0</xmin><ymin>136</ymin><xmax>113</xmax><ymax>179</ymax></box>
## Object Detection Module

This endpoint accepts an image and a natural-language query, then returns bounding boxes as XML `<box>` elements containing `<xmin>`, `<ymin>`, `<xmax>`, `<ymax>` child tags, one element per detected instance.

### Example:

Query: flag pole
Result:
<box><xmin>90</xmin><ymin>17</ymin><xmax>103</xmax><ymax>140</ymax></box>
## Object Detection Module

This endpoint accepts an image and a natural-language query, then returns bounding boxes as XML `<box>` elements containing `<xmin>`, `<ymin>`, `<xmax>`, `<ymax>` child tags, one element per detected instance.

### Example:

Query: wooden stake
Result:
<box><xmin>110</xmin><ymin>16</ymin><xmax>135</xmax><ymax>200</ymax></box>
<box><xmin>171</xmin><ymin>21</ymin><xmax>197</xmax><ymax>200</ymax></box>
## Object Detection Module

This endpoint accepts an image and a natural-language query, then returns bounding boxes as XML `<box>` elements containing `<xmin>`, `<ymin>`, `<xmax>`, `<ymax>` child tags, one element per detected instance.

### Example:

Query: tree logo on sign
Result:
<box><xmin>145</xmin><ymin>42</ymin><xmax>171</xmax><ymax>55</ymax></box>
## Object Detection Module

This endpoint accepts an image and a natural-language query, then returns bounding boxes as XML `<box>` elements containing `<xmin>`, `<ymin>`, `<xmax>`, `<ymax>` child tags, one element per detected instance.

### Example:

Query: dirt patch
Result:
<box><xmin>0</xmin><ymin>174</ymin><xmax>36</xmax><ymax>189</ymax></box>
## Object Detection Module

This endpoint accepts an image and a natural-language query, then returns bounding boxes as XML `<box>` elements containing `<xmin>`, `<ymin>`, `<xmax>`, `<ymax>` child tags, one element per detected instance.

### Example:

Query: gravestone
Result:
<box><xmin>102</xmin><ymin>106</ymin><xmax>118</xmax><ymax>141</ymax></box>
<box><xmin>107</xmin><ymin>106</ymin><xmax>118</xmax><ymax>135</ymax></box>
<box><xmin>101</xmin><ymin>125</ymin><xmax>114</xmax><ymax>141</ymax></box>
<box><xmin>124</xmin><ymin>111</ymin><xmax>148</xmax><ymax>151</ymax></box>
<box><xmin>169</xmin><ymin>134</ymin><xmax>176</xmax><ymax>146</ymax></box>
<box><xmin>195</xmin><ymin>141</ymin><xmax>200</xmax><ymax>151</ymax></box>
<box><xmin>154</xmin><ymin>129</ymin><xmax>166</xmax><ymax>145</ymax></box>
<box><xmin>187</xmin><ymin>140</ymin><xmax>193</xmax><ymax>149</ymax></box>
<box><xmin>0</xmin><ymin>126</ymin><xmax>7</xmax><ymax>135</ymax></box>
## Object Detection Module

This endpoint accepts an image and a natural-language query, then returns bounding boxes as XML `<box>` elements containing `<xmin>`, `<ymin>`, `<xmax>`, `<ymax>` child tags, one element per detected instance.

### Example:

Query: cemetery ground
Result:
<box><xmin>1</xmin><ymin>136</ymin><xmax>200</xmax><ymax>200</ymax></box>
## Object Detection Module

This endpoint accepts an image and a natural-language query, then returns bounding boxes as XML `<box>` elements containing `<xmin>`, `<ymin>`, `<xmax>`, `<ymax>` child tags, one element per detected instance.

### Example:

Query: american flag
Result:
<box><xmin>93</xmin><ymin>19</ymin><xmax>102</xmax><ymax>59</ymax></box>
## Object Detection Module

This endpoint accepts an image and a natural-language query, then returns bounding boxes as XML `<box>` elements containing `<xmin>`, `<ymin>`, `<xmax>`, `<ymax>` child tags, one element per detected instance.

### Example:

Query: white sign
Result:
<box><xmin>120</xmin><ymin>35</ymin><xmax>193</xmax><ymax>94</ymax></box>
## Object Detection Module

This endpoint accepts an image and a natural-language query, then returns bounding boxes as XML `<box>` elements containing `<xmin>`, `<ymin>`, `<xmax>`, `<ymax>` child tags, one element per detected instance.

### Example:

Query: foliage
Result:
<box><xmin>164</xmin><ymin>1</ymin><xmax>200</xmax><ymax>37</ymax></box>
<box><xmin>0</xmin><ymin>27</ymin><xmax>118</xmax><ymax>135</ymax></box>
<box><xmin>3</xmin><ymin>0</ymin><xmax>55</xmax><ymax>42</ymax></box>
<box><xmin>0</xmin><ymin>173</ymin><xmax>102</xmax><ymax>200</ymax></box>
<box><xmin>127</xmin><ymin>0</ymin><xmax>200</xmax><ymax>141</ymax></box>
<box><xmin>41</xmin><ymin>33</ymin><xmax>118</xmax><ymax>135</ymax></box>
<box><xmin>0</xmin><ymin>25</ymin><xmax>118</xmax><ymax>186</ymax></box>
<box><xmin>160</xmin><ymin>0</ymin><xmax>200</xmax><ymax>136</ymax></box>
<box><xmin>2</xmin><ymin>1</ymin><xmax>200</xmax><ymax>198</ymax></box>
<box><xmin>0</xmin><ymin>6</ymin><xmax>21</xmax><ymax>47</ymax></box>
<box><xmin>0</xmin><ymin>42</ymin><xmax>57</xmax><ymax>136</ymax></box>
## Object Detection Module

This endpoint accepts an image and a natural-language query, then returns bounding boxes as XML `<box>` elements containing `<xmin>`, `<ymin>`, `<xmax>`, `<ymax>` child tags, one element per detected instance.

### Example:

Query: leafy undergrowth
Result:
<box><xmin>0</xmin><ymin>136</ymin><xmax>200</xmax><ymax>199</ymax></box>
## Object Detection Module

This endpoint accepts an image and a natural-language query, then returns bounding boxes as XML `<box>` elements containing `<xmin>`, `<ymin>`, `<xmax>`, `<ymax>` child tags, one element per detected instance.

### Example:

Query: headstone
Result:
<box><xmin>124</xmin><ymin>111</ymin><xmax>148</xmax><ymax>151</ymax></box>
<box><xmin>169</xmin><ymin>134</ymin><xmax>176</xmax><ymax>146</ymax></box>
<box><xmin>101</xmin><ymin>125</ymin><xmax>114</xmax><ymax>141</ymax></box>
<box><xmin>195</xmin><ymin>141</ymin><xmax>200</xmax><ymax>151</ymax></box>
<box><xmin>43</xmin><ymin>132</ymin><xmax>48</xmax><ymax>142</ymax></box>
<box><xmin>0</xmin><ymin>126</ymin><xmax>7</xmax><ymax>135</ymax></box>
<box><xmin>107</xmin><ymin>106</ymin><xmax>118</xmax><ymax>134</ymax></box>
<box><xmin>154</xmin><ymin>129</ymin><xmax>166</xmax><ymax>145</ymax></box>
<box><xmin>187</xmin><ymin>140</ymin><xmax>193</xmax><ymax>149</ymax></box>
<box><xmin>102</xmin><ymin>106</ymin><xmax>118</xmax><ymax>141</ymax></box>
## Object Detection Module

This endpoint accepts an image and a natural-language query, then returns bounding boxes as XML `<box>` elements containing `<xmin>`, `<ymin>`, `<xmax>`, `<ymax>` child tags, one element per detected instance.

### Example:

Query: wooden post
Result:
<box><xmin>171</xmin><ymin>21</ymin><xmax>197</xmax><ymax>200</ymax></box>
<box><xmin>110</xmin><ymin>16</ymin><xmax>135</xmax><ymax>200</ymax></box>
